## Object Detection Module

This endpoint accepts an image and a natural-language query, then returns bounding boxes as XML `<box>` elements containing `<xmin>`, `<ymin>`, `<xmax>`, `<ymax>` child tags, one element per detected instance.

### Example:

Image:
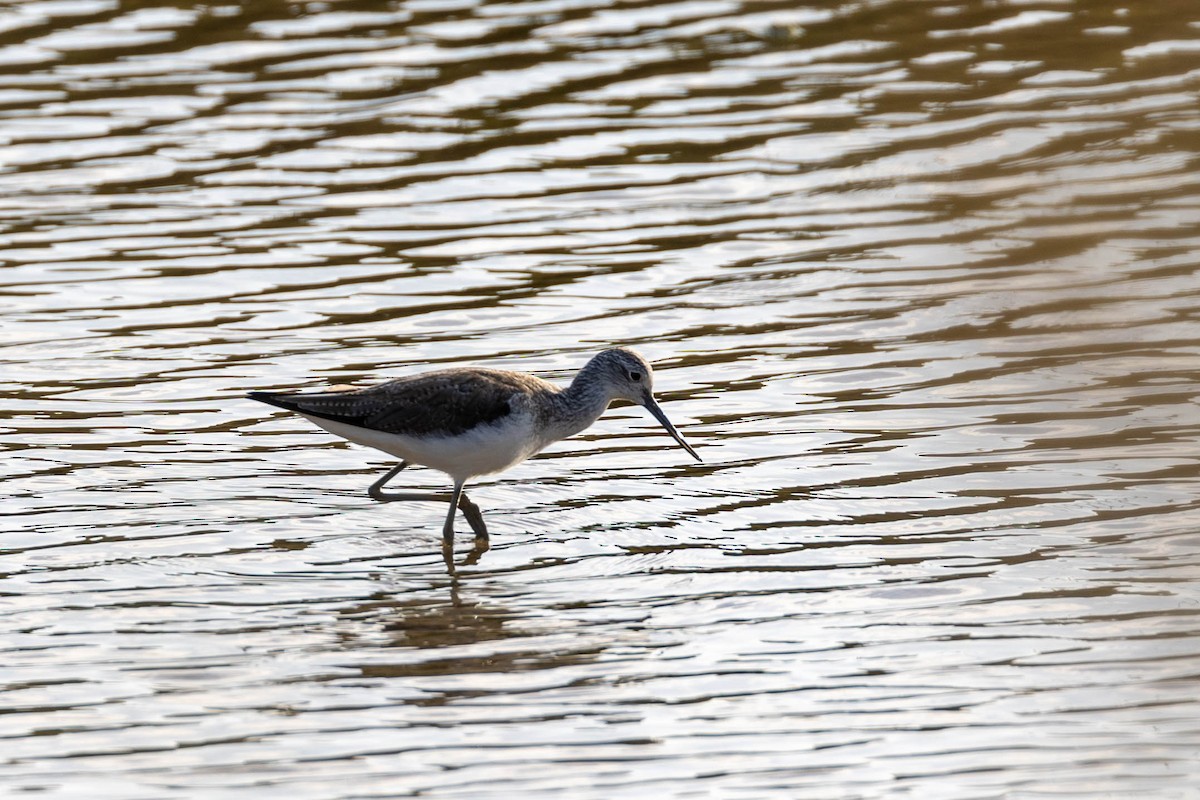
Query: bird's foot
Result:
<box><xmin>462</xmin><ymin>536</ymin><xmax>489</xmax><ymax>566</ymax></box>
<box><xmin>458</xmin><ymin>496</ymin><xmax>489</xmax><ymax>539</ymax></box>
<box><xmin>369</xmin><ymin>489</ymin><xmax>450</xmax><ymax>504</ymax></box>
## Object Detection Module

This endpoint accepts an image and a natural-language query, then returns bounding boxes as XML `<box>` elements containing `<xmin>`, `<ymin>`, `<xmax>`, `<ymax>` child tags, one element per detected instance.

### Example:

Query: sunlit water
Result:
<box><xmin>3</xmin><ymin>0</ymin><xmax>1200</xmax><ymax>797</ymax></box>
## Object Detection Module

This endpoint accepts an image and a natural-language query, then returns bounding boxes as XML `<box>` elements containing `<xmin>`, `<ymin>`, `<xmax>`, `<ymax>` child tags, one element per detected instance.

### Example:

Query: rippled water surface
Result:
<box><xmin>4</xmin><ymin>0</ymin><xmax>1200</xmax><ymax>796</ymax></box>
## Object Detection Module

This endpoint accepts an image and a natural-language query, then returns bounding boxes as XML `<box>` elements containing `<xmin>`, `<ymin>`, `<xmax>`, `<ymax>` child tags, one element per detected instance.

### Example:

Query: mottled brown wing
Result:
<box><xmin>362</xmin><ymin>370</ymin><xmax>522</xmax><ymax>436</ymax></box>
<box><xmin>248</xmin><ymin>368</ymin><xmax>522</xmax><ymax>437</ymax></box>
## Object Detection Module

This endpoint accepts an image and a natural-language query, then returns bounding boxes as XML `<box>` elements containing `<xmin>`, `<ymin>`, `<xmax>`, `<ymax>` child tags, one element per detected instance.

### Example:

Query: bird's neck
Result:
<box><xmin>542</xmin><ymin>368</ymin><xmax>613</xmax><ymax>443</ymax></box>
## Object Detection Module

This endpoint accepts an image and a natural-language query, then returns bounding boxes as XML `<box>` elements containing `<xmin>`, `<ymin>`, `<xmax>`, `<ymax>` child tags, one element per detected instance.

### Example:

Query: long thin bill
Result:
<box><xmin>642</xmin><ymin>395</ymin><xmax>702</xmax><ymax>462</ymax></box>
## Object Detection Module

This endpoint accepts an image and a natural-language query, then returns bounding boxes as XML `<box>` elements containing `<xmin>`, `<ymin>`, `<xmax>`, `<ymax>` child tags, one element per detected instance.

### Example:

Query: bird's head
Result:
<box><xmin>588</xmin><ymin>348</ymin><xmax>700</xmax><ymax>462</ymax></box>
<box><xmin>592</xmin><ymin>347</ymin><xmax>656</xmax><ymax>404</ymax></box>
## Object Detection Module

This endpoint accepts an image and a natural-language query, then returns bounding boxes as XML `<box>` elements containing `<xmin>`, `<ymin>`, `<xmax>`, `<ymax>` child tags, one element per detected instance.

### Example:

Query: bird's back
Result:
<box><xmin>249</xmin><ymin>367</ymin><xmax>557</xmax><ymax>438</ymax></box>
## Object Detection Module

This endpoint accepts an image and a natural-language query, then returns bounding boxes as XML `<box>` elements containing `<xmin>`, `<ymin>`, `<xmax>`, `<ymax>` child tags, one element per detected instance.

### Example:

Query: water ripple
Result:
<box><xmin>2</xmin><ymin>0</ymin><xmax>1199</xmax><ymax>797</ymax></box>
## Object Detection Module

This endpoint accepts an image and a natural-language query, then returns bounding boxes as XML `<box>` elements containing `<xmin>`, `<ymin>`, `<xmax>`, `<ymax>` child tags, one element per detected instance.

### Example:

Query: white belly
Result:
<box><xmin>301</xmin><ymin>411</ymin><xmax>541</xmax><ymax>482</ymax></box>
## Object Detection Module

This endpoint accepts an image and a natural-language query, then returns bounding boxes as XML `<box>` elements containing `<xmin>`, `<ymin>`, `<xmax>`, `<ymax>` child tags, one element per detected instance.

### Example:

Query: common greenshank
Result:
<box><xmin>249</xmin><ymin>348</ymin><xmax>700</xmax><ymax>555</ymax></box>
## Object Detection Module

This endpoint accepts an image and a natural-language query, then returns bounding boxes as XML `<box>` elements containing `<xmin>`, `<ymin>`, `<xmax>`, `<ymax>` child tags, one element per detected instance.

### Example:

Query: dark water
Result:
<box><xmin>3</xmin><ymin>0</ymin><xmax>1200</xmax><ymax>796</ymax></box>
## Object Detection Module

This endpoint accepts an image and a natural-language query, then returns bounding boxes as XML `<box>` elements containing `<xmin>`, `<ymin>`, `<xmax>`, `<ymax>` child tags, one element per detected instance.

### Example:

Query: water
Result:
<box><xmin>3</xmin><ymin>0</ymin><xmax>1200</xmax><ymax>797</ymax></box>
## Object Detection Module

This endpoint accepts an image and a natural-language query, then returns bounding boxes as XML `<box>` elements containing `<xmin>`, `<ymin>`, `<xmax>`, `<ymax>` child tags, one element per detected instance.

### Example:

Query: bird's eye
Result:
<box><xmin>629</xmin><ymin>371</ymin><xmax>642</xmax><ymax>382</ymax></box>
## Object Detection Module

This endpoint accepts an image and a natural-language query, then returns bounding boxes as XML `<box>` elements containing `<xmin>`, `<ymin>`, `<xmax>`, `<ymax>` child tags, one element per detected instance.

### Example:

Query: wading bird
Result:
<box><xmin>249</xmin><ymin>348</ymin><xmax>700</xmax><ymax>559</ymax></box>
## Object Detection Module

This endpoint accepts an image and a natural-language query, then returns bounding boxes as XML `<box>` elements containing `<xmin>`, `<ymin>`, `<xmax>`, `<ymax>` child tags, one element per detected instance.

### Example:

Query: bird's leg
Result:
<box><xmin>369</xmin><ymin>466</ymin><xmax>489</xmax><ymax>560</ymax></box>
<box><xmin>444</xmin><ymin>481</ymin><xmax>465</xmax><ymax>554</ymax></box>
<box><xmin>368</xmin><ymin>462</ymin><xmax>450</xmax><ymax>504</ymax></box>
<box><xmin>368</xmin><ymin>462</ymin><xmax>407</xmax><ymax>500</ymax></box>
<box><xmin>457</xmin><ymin>491</ymin><xmax>489</xmax><ymax>544</ymax></box>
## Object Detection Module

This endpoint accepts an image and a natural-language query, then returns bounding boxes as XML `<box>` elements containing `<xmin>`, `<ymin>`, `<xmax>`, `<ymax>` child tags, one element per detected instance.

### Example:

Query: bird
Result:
<box><xmin>248</xmin><ymin>348</ymin><xmax>701</xmax><ymax>557</ymax></box>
